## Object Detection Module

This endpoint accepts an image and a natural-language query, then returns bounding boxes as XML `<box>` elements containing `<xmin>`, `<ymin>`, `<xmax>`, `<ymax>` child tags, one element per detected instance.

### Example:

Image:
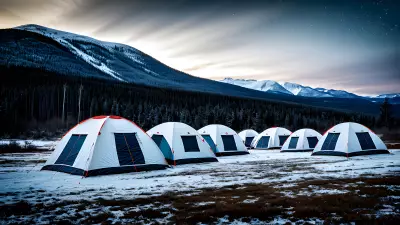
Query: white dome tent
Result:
<box><xmin>147</xmin><ymin>122</ymin><xmax>218</xmax><ymax>165</ymax></box>
<box><xmin>281</xmin><ymin>128</ymin><xmax>322</xmax><ymax>152</ymax></box>
<box><xmin>238</xmin><ymin>129</ymin><xmax>259</xmax><ymax>148</ymax></box>
<box><xmin>42</xmin><ymin>116</ymin><xmax>169</xmax><ymax>176</ymax></box>
<box><xmin>198</xmin><ymin>124</ymin><xmax>249</xmax><ymax>156</ymax></box>
<box><xmin>252</xmin><ymin>127</ymin><xmax>292</xmax><ymax>149</ymax></box>
<box><xmin>312</xmin><ymin>122</ymin><xmax>389</xmax><ymax>157</ymax></box>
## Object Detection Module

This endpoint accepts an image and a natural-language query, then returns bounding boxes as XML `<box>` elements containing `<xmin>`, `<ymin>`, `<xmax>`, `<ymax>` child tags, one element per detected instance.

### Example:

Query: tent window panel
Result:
<box><xmin>356</xmin><ymin>132</ymin><xmax>376</xmax><ymax>150</ymax></box>
<box><xmin>114</xmin><ymin>133</ymin><xmax>145</xmax><ymax>165</ymax></box>
<box><xmin>245</xmin><ymin>137</ymin><xmax>254</xmax><ymax>147</ymax></box>
<box><xmin>321</xmin><ymin>133</ymin><xmax>340</xmax><ymax>150</ymax></box>
<box><xmin>307</xmin><ymin>137</ymin><xmax>319</xmax><ymax>148</ymax></box>
<box><xmin>256</xmin><ymin>136</ymin><xmax>270</xmax><ymax>148</ymax></box>
<box><xmin>279</xmin><ymin>135</ymin><xmax>290</xmax><ymax>146</ymax></box>
<box><xmin>152</xmin><ymin>135</ymin><xmax>173</xmax><ymax>160</ymax></box>
<box><xmin>124</xmin><ymin>133</ymin><xmax>145</xmax><ymax>164</ymax></box>
<box><xmin>55</xmin><ymin>134</ymin><xmax>87</xmax><ymax>165</ymax></box>
<box><xmin>221</xmin><ymin>135</ymin><xmax>237</xmax><ymax>151</ymax></box>
<box><xmin>181</xmin><ymin>136</ymin><xmax>200</xmax><ymax>152</ymax></box>
<box><xmin>288</xmin><ymin>137</ymin><xmax>299</xmax><ymax>149</ymax></box>
<box><xmin>202</xmin><ymin>135</ymin><xmax>217</xmax><ymax>152</ymax></box>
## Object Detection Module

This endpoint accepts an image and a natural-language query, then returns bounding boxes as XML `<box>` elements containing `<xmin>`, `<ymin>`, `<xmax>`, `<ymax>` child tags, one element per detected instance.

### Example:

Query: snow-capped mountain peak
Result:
<box><xmin>221</xmin><ymin>78</ymin><xmax>293</xmax><ymax>95</ymax></box>
<box><xmin>220</xmin><ymin>78</ymin><xmax>397</xmax><ymax>100</ymax></box>
<box><xmin>221</xmin><ymin>78</ymin><xmax>398</xmax><ymax>102</ymax></box>
<box><xmin>221</xmin><ymin>78</ymin><xmax>331</xmax><ymax>97</ymax></box>
<box><xmin>279</xmin><ymin>82</ymin><xmax>333</xmax><ymax>97</ymax></box>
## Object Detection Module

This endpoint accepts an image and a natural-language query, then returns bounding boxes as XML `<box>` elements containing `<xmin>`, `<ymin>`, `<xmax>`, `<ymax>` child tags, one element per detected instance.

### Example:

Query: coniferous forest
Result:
<box><xmin>0</xmin><ymin>65</ymin><xmax>398</xmax><ymax>139</ymax></box>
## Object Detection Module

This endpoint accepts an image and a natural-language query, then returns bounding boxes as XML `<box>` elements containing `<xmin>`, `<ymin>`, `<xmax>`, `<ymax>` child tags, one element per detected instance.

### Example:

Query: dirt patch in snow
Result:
<box><xmin>387</xmin><ymin>143</ymin><xmax>400</xmax><ymax>149</ymax></box>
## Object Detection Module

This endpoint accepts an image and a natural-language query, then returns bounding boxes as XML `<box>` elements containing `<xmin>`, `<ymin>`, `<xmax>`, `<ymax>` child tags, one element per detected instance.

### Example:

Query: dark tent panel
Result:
<box><xmin>256</xmin><ymin>136</ymin><xmax>270</xmax><ymax>148</ymax></box>
<box><xmin>321</xmin><ymin>133</ymin><xmax>340</xmax><ymax>150</ymax></box>
<box><xmin>356</xmin><ymin>132</ymin><xmax>376</xmax><ymax>150</ymax></box>
<box><xmin>307</xmin><ymin>137</ymin><xmax>319</xmax><ymax>148</ymax></box>
<box><xmin>181</xmin><ymin>135</ymin><xmax>201</xmax><ymax>152</ymax></box>
<box><xmin>221</xmin><ymin>135</ymin><xmax>237</xmax><ymax>151</ymax></box>
<box><xmin>55</xmin><ymin>134</ymin><xmax>87</xmax><ymax>165</ymax></box>
<box><xmin>279</xmin><ymin>135</ymin><xmax>290</xmax><ymax>146</ymax></box>
<box><xmin>244</xmin><ymin>137</ymin><xmax>254</xmax><ymax>147</ymax></box>
<box><xmin>288</xmin><ymin>137</ymin><xmax>299</xmax><ymax>149</ymax></box>
<box><xmin>114</xmin><ymin>133</ymin><xmax>145</xmax><ymax>165</ymax></box>
<box><xmin>202</xmin><ymin>135</ymin><xmax>217</xmax><ymax>153</ymax></box>
<box><xmin>151</xmin><ymin>135</ymin><xmax>173</xmax><ymax>160</ymax></box>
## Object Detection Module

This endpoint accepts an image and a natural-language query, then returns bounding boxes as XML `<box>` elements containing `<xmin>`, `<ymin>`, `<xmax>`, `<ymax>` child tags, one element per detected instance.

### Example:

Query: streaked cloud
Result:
<box><xmin>0</xmin><ymin>0</ymin><xmax>399</xmax><ymax>95</ymax></box>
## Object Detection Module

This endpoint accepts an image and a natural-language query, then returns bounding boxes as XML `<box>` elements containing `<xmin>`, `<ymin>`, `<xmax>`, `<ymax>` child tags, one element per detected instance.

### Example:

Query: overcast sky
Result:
<box><xmin>1</xmin><ymin>0</ymin><xmax>399</xmax><ymax>95</ymax></box>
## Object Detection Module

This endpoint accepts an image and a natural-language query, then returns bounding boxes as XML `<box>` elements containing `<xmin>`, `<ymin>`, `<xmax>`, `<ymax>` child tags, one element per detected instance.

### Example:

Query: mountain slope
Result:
<box><xmin>0</xmin><ymin>29</ymin><xmax>110</xmax><ymax>80</ymax></box>
<box><xmin>314</xmin><ymin>88</ymin><xmax>360</xmax><ymax>98</ymax></box>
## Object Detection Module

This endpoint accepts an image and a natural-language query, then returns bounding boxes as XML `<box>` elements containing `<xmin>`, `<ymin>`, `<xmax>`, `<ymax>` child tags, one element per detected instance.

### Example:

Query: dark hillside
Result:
<box><xmin>0</xmin><ymin>66</ymin><xmax>384</xmax><ymax>138</ymax></box>
<box><xmin>0</xmin><ymin>29</ymin><xmax>110</xmax><ymax>80</ymax></box>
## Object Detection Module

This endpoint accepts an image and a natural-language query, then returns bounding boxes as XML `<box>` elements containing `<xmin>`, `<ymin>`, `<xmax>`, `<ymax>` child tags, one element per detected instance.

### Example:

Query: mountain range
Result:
<box><xmin>0</xmin><ymin>24</ymin><xmax>398</xmax><ymax>116</ymax></box>
<box><xmin>2</xmin><ymin>24</ymin><xmax>280</xmax><ymax>98</ymax></box>
<box><xmin>220</xmin><ymin>78</ymin><xmax>399</xmax><ymax>103</ymax></box>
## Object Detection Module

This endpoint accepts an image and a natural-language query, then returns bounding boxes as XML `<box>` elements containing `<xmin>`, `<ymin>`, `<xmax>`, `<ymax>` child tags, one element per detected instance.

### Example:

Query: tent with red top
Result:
<box><xmin>42</xmin><ymin>115</ymin><xmax>168</xmax><ymax>176</ymax></box>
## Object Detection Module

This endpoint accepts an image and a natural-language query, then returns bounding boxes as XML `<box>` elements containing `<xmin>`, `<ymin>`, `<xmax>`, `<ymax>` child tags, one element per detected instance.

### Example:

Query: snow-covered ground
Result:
<box><xmin>1</xmin><ymin>146</ymin><xmax>399</xmax><ymax>224</ymax></box>
<box><xmin>1</xmin><ymin>148</ymin><xmax>399</xmax><ymax>205</ymax></box>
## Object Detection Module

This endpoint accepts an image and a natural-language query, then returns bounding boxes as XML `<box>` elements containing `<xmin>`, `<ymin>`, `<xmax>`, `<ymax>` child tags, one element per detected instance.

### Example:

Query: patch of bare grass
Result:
<box><xmin>0</xmin><ymin>200</ymin><xmax>31</xmax><ymax>218</ymax></box>
<box><xmin>0</xmin><ymin>141</ymin><xmax>49</xmax><ymax>154</ymax></box>
<box><xmin>387</xmin><ymin>143</ymin><xmax>400</xmax><ymax>149</ymax></box>
<box><xmin>121</xmin><ymin>209</ymin><xmax>165</xmax><ymax>219</ymax></box>
<box><xmin>82</xmin><ymin>211</ymin><xmax>115</xmax><ymax>224</ymax></box>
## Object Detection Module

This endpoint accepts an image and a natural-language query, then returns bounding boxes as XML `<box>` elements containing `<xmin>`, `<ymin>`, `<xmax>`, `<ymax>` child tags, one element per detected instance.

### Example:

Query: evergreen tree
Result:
<box><xmin>379</xmin><ymin>98</ymin><xmax>392</xmax><ymax>129</ymax></box>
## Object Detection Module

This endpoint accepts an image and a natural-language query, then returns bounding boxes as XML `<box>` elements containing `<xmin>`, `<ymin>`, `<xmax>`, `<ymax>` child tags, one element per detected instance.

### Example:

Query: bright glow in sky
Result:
<box><xmin>0</xmin><ymin>0</ymin><xmax>399</xmax><ymax>95</ymax></box>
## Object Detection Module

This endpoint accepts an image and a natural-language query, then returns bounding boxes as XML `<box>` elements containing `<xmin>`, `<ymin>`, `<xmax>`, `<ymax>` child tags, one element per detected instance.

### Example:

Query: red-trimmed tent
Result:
<box><xmin>42</xmin><ymin>116</ymin><xmax>168</xmax><ymax>176</ymax></box>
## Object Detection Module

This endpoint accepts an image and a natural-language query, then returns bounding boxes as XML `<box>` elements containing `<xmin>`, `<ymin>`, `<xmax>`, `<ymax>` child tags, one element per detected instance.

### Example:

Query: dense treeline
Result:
<box><xmin>0</xmin><ymin>66</ymin><xmax>397</xmax><ymax>138</ymax></box>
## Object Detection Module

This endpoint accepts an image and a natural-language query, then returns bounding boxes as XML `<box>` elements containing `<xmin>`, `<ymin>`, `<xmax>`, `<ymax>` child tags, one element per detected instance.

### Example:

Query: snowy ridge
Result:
<box><xmin>222</xmin><ymin>78</ymin><xmax>292</xmax><ymax>95</ymax></box>
<box><xmin>280</xmin><ymin>82</ymin><xmax>332</xmax><ymax>97</ymax></box>
<box><xmin>15</xmin><ymin>24</ymin><xmax>149</xmax><ymax>82</ymax></box>
<box><xmin>375</xmin><ymin>93</ymin><xmax>400</xmax><ymax>98</ymax></box>
<box><xmin>221</xmin><ymin>78</ymin><xmax>337</xmax><ymax>97</ymax></box>
<box><xmin>221</xmin><ymin>78</ymin><xmax>398</xmax><ymax>101</ymax></box>
<box><xmin>314</xmin><ymin>88</ymin><xmax>359</xmax><ymax>98</ymax></box>
<box><xmin>15</xmin><ymin>24</ymin><xmax>138</xmax><ymax>52</ymax></box>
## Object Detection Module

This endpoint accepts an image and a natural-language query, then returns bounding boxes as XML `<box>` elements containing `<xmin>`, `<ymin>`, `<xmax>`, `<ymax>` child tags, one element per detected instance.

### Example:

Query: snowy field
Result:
<box><xmin>0</xmin><ymin>143</ymin><xmax>399</xmax><ymax>224</ymax></box>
